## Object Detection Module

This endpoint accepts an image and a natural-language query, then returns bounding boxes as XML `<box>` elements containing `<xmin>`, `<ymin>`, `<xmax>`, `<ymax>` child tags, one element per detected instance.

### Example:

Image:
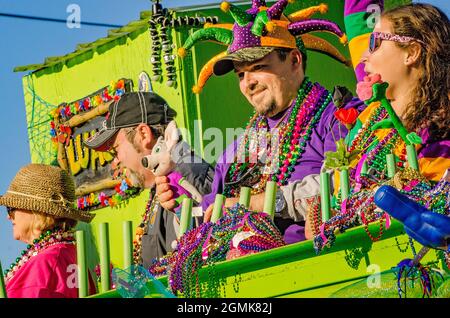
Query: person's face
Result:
<box><xmin>109</xmin><ymin>127</ymin><xmax>154</xmax><ymax>188</ymax></box>
<box><xmin>7</xmin><ymin>208</ymin><xmax>35</xmax><ymax>244</ymax></box>
<box><xmin>234</xmin><ymin>50</ymin><xmax>303</xmax><ymax>117</ymax></box>
<box><xmin>362</xmin><ymin>17</ymin><xmax>411</xmax><ymax>103</ymax></box>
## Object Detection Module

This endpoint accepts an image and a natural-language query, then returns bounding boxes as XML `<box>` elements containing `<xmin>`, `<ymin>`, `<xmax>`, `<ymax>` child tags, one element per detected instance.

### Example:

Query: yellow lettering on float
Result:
<box><xmin>101</xmin><ymin>150</ymin><xmax>114</xmax><ymax>163</ymax></box>
<box><xmin>67</xmin><ymin>130</ymin><xmax>115</xmax><ymax>175</ymax></box>
<box><xmin>76</xmin><ymin>132</ymin><xmax>90</xmax><ymax>169</ymax></box>
<box><xmin>89</xmin><ymin>130</ymin><xmax>114</xmax><ymax>171</ymax></box>
<box><xmin>66</xmin><ymin>138</ymin><xmax>81</xmax><ymax>176</ymax></box>
<box><xmin>90</xmin><ymin>149</ymin><xmax>99</xmax><ymax>172</ymax></box>
<box><xmin>90</xmin><ymin>149</ymin><xmax>113</xmax><ymax>171</ymax></box>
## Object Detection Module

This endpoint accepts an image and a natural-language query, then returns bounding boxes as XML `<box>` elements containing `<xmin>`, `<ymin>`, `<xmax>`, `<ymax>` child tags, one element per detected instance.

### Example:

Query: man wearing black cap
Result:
<box><xmin>84</xmin><ymin>91</ymin><xmax>213</xmax><ymax>267</ymax></box>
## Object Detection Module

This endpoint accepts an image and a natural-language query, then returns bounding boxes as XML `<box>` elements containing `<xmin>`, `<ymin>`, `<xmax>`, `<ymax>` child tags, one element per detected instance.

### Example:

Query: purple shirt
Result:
<box><xmin>202</xmin><ymin>97</ymin><xmax>365</xmax><ymax>210</ymax></box>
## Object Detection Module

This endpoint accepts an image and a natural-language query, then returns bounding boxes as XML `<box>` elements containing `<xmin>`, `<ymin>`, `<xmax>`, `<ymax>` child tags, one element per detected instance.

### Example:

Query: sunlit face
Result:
<box><xmin>109</xmin><ymin>128</ymin><xmax>154</xmax><ymax>188</ymax></box>
<box><xmin>234</xmin><ymin>50</ymin><xmax>302</xmax><ymax>117</ymax></box>
<box><xmin>7</xmin><ymin>208</ymin><xmax>35</xmax><ymax>243</ymax></box>
<box><xmin>362</xmin><ymin>17</ymin><xmax>410</xmax><ymax>103</ymax></box>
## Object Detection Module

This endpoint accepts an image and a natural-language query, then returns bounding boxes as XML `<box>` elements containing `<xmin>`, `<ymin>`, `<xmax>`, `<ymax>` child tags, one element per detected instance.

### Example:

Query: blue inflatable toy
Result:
<box><xmin>374</xmin><ymin>185</ymin><xmax>450</xmax><ymax>252</ymax></box>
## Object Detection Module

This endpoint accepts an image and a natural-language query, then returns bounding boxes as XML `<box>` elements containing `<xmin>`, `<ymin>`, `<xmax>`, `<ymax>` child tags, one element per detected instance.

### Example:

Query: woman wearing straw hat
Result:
<box><xmin>0</xmin><ymin>163</ymin><xmax>96</xmax><ymax>298</ymax></box>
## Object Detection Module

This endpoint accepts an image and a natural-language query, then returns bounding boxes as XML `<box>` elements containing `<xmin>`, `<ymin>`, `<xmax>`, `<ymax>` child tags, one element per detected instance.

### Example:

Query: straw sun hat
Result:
<box><xmin>0</xmin><ymin>163</ymin><xmax>94</xmax><ymax>223</ymax></box>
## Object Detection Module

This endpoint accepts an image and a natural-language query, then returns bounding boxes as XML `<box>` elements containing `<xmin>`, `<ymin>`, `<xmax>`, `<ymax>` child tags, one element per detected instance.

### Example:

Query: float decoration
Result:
<box><xmin>49</xmin><ymin>79</ymin><xmax>132</xmax><ymax>146</ymax></box>
<box><xmin>49</xmin><ymin>79</ymin><xmax>142</xmax><ymax>211</ymax></box>
<box><xmin>149</xmin><ymin>0</ymin><xmax>219</xmax><ymax>87</ymax></box>
<box><xmin>356</xmin><ymin>74</ymin><xmax>422</xmax><ymax>146</ymax></box>
<box><xmin>324</xmin><ymin>138</ymin><xmax>360</xmax><ymax>170</ymax></box>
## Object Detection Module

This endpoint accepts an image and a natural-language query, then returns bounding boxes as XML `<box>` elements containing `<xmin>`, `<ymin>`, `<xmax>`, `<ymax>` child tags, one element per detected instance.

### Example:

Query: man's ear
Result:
<box><xmin>135</xmin><ymin>123</ymin><xmax>154</xmax><ymax>149</ymax></box>
<box><xmin>290</xmin><ymin>49</ymin><xmax>303</xmax><ymax>69</ymax></box>
<box><xmin>404</xmin><ymin>42</ymin><xmax>422</xmax><ymax>66</ymax></box>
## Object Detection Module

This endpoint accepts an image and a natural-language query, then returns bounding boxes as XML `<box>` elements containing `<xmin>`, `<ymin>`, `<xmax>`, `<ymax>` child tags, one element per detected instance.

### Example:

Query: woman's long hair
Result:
<box><xmin>383</xmin><ymin>4</ymin><xmax>450</xmax><ymax>142</ymax></box>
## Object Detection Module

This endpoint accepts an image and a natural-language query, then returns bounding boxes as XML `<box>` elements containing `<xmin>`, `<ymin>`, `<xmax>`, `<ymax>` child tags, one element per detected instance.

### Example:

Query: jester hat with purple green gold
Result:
<box><xmin>178</xmin><ymin>0</ymin><xmax>350</xmax><ymax>93</ymax></box>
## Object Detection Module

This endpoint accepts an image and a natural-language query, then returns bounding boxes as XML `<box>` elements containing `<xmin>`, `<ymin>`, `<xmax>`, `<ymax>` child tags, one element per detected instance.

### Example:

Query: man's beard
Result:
<box><xmin>257</xmin><ymin>102</ymin><xmax>277</xmax><ymax>117</ymax></box>
<box><xmin>247</xmin><ymin>85</ymin><xmax>277</xmax><ymax>116</ymax></box>
<box><xmin>127</xmin><ymin>168</ymin><xmax>146</xmax><ymax>188</ymax></box>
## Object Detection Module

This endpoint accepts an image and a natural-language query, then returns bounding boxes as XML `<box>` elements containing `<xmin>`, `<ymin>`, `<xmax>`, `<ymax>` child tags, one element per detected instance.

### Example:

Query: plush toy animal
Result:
<box><xmin>141</xmin><ymin>120</ymin><xmax>203</xmax><ymax>206</ymax></box>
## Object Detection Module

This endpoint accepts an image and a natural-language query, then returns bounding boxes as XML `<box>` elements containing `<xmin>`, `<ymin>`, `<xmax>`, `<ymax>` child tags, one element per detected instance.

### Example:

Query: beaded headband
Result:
<box><xmin>178</xmin><ymin>0</ymin><xmax>350</xmax><ymax>93</ymax></box>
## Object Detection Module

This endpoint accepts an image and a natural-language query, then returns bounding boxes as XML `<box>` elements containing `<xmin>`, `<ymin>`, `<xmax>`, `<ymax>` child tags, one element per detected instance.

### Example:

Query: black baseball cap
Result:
<box><xmin>84</xmin><ymin>92</ymin><xmax>176</xmax><ymax>151</ymax></box>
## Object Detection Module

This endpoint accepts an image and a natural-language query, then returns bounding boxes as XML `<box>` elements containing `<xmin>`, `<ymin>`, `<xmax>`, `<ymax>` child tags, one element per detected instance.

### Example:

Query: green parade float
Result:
<box><xmin>3</xmin><ymin>0</ymin><xmax>448</xmax><ymax>298</ymax></box>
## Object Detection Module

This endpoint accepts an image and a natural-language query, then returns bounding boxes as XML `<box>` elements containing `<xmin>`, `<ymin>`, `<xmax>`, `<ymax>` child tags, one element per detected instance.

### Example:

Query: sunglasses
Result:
<box><xmin>369</xmin><ymin>32</ymin><xmax>424</xmax><ymax>53</ymax></box>
<box><xmin>6</xmin><ymin>206</ymin><xmax>16</xmax><ymax>218</ymax></box>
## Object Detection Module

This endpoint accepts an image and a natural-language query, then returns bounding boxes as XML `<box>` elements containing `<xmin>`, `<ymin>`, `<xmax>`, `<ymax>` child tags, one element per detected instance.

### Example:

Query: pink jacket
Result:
<box><xmin>6</xmin><ymin>243</ymin><xmax>96</xmax><ymax>298</ymax></box>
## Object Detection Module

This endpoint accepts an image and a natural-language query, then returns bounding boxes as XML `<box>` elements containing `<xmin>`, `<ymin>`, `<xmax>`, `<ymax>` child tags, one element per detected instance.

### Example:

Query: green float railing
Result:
<box><xmin>99</xmin><ymin>223</ymin><xmax>111</xmax><ymax>293</ymax></box>
<box><xmin>211</xmin><ymin>194</ymin><xmax>225</xmax><ymax>223</ymax></box>
<box><xmin>76</xmin><ymin>230</ymin><xmax>89</xmax><ymax>298</ymax></box>
<box><xmin>386</xmin><ymin>153</ymin><xmax>396</xmax><ymax>178</ymax></box>
<box><xmin>406</xmin><ymin>144</ymin><xmax>419</xmax><ymax>170</ymax></box>
<box><xmin>179</xmin><ymin>198</ymin><xmax>193</xmax><ymax>238</ymax></box>
<box><xmin>0</xmin><ymin>261</ymin><xmax>7</xmax><ymax>298</ymax></box>
<box><xmin>239</xmin><ymin>187</ymin><xmax>251</xmax><ymax>208</ymax></box>
<box><xmin>320</xmin><ymin>171</ymin><xmax>331</xmax><ymax>222</ymax></box>
<box><xmin>263</xmin><ymin>181</ymin><xmax>277</xmax><ymax>218</ymax></box>
<box><xmin>122</xmin><ymin>221</ymin><xmax>133</xmax><ymax>270</ymax></box>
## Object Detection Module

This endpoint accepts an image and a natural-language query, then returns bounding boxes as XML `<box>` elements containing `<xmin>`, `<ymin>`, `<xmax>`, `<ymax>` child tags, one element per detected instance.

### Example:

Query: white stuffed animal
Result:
<box><xmin>141</xmin><ymin>120</ymin><xmax>202</xmax><ymax>205</ymax></box>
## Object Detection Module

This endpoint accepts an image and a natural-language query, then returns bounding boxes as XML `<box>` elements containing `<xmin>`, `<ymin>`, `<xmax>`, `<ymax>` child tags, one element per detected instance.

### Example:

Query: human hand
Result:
<box><xmin>204</xmin><ymin>204</ymin><xmax>214</xmax><ymax>223</ymax></box>
<box><xmin>224</xmin><ymin>197</ymin><xmax>239</xmax><ymax>208</ymax></box>
<box><xmin>155</xmin><ymin>176</ymin><xmax>176</xmax><ymax>211</ymax></box>
<box><xmin>304</xmin><ymin>212</ymin><xmax>314</xmax><ymax>240</ymax></box>
<box><xmin>203</xmin><ymin>193</ymin><xmax>264</xmax><ymax>223</ymax></box>
<box><xmin>203</xmin><ymin>197</ymin><xmax>238</xmax><ymax>223</ymax></box>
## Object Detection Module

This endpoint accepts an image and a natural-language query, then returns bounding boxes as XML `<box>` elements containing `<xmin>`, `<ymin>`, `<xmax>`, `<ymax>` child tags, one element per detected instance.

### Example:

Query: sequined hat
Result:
<box><xmin>178</xmin><ymin>0</ymin><xmax>350</xmax><ymax>93</ymax></box>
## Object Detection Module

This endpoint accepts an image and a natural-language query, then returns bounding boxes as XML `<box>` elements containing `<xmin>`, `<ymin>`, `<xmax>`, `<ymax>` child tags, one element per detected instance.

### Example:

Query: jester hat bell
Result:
<box><xmin>178</xmin><ymin>0</ymin><xmax>350</xmax><ymax>93</ymax></box>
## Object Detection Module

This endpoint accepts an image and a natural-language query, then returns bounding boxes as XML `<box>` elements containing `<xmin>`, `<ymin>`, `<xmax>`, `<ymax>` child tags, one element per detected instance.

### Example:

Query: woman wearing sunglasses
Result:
<box><xmin>306</xmin><ymin>0</ymin><xmax>449</xmax><ymax>245</ymax></box>
<box><xmin>1</xmin><ymin>164</ymin><xmax>97</xmax><ymax>297</ymax></box>
<box><xmin>343</xmin><ymin>0</ymin><xmax>449</xmax><ymax>182</ymax></box>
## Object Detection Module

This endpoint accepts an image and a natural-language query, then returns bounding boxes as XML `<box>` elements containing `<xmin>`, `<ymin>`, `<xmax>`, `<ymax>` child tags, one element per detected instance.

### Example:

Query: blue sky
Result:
<box><xmin>0</xmin><ymin>0</ymin><xmax>448</xmax><ymax>270</ymax></box>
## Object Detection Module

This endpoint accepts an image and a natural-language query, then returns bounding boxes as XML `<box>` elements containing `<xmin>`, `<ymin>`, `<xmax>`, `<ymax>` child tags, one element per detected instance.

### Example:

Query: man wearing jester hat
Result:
<box><xmin>157</xmin><ymin>0</ymin><xmax>365</xmax><ymax>243</ymax></box>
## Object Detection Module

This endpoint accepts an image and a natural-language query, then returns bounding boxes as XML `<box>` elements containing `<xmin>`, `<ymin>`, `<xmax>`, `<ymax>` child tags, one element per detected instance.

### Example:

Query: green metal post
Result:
<box><xmin>99</xmin><ymin>223</ymin><xmax>111</xmax><ymax>293</ymax></box>
<box><xmin>123</xmin><ymin>221</ymin><xmax>133</xmax><ymax>269</ymax></box>
<box><xmin>76</xmin><ymin>230</ymin><xmax>88</xmax><ymax>298</ymax></box>
<box><xmin>339</xmin><ymin>168</ymin><xmax>349</xmax><ymax>201</ymax></box>
<box><xmin>406</xmin><ymin>144</ymin><xmax>419</xmax><ymax>170</ymax></box>
<box><xmin>263</xmin><ymin>181</ymin><xmax>277</xmax><ymax>218</ymax></box>
<box><xmin>0</xmin><ymin>261</ymin><xmax>7</xmax><ymax>298</ymax></box>
<box><xmin>179</xmin><ymin>198</ymin><xmax>193</xmax><ymax>238</ymax></box>
<box><xmin>211</xmin><ymin>194</ymin><xmax>225</xmax><ymax>223</ymax></box>
<box><xmin>239</xmin><ymin>187</ymin><xmax>251</xmax><ymax>208</ymax></box>
<box><xmin>320</xmin><ymin>172</ymin><xmax>331</xmax><ymax>222</ymax></box>
<box><xmin>386</xmin><ymin>153</ymin><xmax>396</xmax><ymax>178</ymax></box>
